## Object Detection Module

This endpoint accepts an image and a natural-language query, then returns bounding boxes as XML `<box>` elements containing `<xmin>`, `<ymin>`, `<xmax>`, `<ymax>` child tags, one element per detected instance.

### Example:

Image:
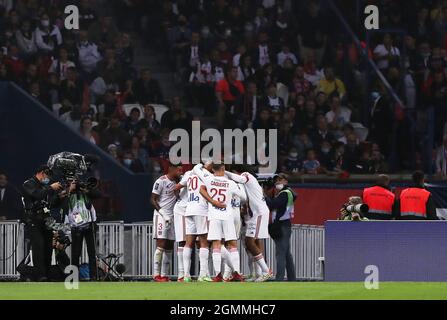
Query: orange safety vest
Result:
<box><xmin>363</xmin><ymin>186</ymin><xmax>395</xmax><ymax>215</ymax></box>
<box><xmin>399</xmin><ymin>188</ymin><xmax>431</xmax><ymax>218</ymax></box>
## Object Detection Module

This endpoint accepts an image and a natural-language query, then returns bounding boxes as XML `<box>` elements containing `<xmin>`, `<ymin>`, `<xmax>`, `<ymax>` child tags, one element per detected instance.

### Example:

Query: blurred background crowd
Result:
<box><xmin>0</xmin><ymin>0</ymin><xmax>446</xmax><ymax>193</ymax></box>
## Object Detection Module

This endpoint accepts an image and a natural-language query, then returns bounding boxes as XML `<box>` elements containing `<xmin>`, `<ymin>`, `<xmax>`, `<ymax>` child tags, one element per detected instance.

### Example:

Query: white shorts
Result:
<box><xmin>173</xmin><ymin>206</ymin><xmax>186</xmax><ymax>243</ymax></box>
<box><xmin>185</xmin><ymin>215</ymin><xmax>208</xmax><ymax>235</ymax></box>
<box><xmin>153</xmin><ymin>210</ymin><xmax>175</xmax><ymax>240</ymax></box>
<box><xmin>207</xmin><ymin>219</ymin><xmax>237</xmax><ymax>241</ymax></box>
<box><xmin>245</xmin><ymin>213</ymin><xmax>269</xmax><ymax>239</ymax></box>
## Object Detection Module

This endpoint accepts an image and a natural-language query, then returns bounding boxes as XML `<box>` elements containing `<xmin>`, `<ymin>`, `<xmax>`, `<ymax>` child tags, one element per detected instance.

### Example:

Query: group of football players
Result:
<box><xmin>150</xmin><ymin>161</ymin><xmax>273</xmax><ymax>283</ymax></box>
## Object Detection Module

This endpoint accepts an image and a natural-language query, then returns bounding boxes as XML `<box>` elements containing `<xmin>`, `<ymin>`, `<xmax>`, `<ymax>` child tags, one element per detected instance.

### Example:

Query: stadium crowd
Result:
<box><xmin>0</xmin><ymin>0</ymin><xmax>446</xmax><ymax>179</ymax></box>
<box><xmin>139</xmin><ymin>0</ymin><xmax>447</xmax><ymax>177</ymax></box>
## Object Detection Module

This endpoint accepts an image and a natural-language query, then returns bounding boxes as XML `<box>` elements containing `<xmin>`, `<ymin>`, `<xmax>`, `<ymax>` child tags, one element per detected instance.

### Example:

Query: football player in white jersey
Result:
<box><xmin>151</xmin><ymin>163</ymin><xmax>183</xmax><ymax>282</ymax></box>
<box><xmin>198</xmin><ymin>163</ymin><xmax>246</xmax><ymax>282</ymax></box>
<box><xmin>222</xmin><ymin>183</ymin><xmax>247</xmax><ymax>281</ymax></box>
<box><xmin>179</xmin><ymin>163</ymin><xmax>221</xmax><ymax>282</ymax></box>
<box><xmin>172</xmin><ymin>169</ymin><xmax>192</xmax><ymax>282</ymax></box>
<box><xmin>225</xmin><ymin>166</ymin><xmax>274</xmax><ymax>282</ymax></box>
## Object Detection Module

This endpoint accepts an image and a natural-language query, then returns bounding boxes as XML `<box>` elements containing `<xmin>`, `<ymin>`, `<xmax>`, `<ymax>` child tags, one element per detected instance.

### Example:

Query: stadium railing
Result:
<box><xmin>0</xmin><ymin>221</ymin><xmax>325</xmax><ymax>281</ymax></box>
<box><xmin>0</xmin><ymin>221</ymin><xmax>25</xmax><ymax>280</ymax></box>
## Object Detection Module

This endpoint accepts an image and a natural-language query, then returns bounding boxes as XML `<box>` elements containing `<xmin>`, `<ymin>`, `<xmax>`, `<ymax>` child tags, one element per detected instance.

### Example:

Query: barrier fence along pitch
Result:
<box><xmin>0</xmin><ymin>221</ymin><xmax>324</xmax><ymax>281</ymax></box>
<box><xmin>0</xmin><ymin>221</ymin><xmax>25</xmax><ymax>278</ymax></box>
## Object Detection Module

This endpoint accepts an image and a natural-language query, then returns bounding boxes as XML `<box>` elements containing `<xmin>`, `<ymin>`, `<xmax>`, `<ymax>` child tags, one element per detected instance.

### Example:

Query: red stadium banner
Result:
<box><xmin>292</xmin><ymin>187</ymin><xmax>405</xmax><ymax>225</ymax></box>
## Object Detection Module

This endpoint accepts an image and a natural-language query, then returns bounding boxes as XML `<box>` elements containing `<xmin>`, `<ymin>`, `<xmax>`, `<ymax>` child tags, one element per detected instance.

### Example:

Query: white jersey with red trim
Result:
<box><xmin>176</xmin><ymin>170</ymin><xmax>193</xmax><ymax>210</ymax></box>
<box><xmin>204</xmin><ymin>175</ymin><xmax>245</xmax><ymax>221</ymax></box>
<box><xmin>185</xmin><ymin>173</ymin><xmax>209</xmax><ymax>217</ymax></box>
<box><xmin>226</xmin><ymin>171</ymin><xmax>269</xmax><ymax>216</ymax></box>
<box><xmin>152</xmin><ymin>175</ymin><xmax>177</xmax><ymax>215</ymax></box>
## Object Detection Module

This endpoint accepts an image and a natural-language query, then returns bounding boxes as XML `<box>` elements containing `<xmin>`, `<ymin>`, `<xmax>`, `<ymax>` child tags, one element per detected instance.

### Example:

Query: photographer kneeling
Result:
<box><xmin>339</xmin><ymin>197</ymin><xmax>369</xmax><ymax>221</ymax></box>
<box><xmin>59</xmin><ymin>180</ymin><xmax>101</xmax><ymax>281</ymax></box>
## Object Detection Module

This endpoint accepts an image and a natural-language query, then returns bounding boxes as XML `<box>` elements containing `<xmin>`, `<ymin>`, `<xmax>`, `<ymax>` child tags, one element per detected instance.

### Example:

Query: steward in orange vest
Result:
<box><xmin>398</xmin><ymin>171</ymin><xmax>437</xmax><ymax>220</ymax></box>
<box><xmin>362</xmin><ymin>175</ymin><xmax>397</xmax><ymax>220</ymax></box>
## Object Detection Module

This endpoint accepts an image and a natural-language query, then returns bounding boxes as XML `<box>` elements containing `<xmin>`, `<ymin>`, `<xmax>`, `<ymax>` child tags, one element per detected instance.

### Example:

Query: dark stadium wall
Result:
<box><xmin>0</xmin><ymin>82</ymin><xmax>153</xmax><ymax>223</ymax></box>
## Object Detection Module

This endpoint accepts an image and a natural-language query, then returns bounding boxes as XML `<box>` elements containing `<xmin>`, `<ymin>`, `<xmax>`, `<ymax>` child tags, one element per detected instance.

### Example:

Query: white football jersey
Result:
<box><xmin>185</xmin><ymin>173</ymin><xmax>209</xmax><ymax>216</ymax></box>
<box><xmin>176</xmin><ymin>170</ymin><xmax>192</xmax><ymax>209</ymax></box>
<box><xmin>226</xmin><ymin>171</ymin><xmax>270</xmax><ymax>216</ymax></box>
<box><xmin>152</xmin><ymin>175</ymin><xmax>177</xmax><ymax>215</ymax></box>
<box><xmin>231</xmin><ymin>183</ymin><xmax>247</xmax><ymax>215</ymax></box>
<box><xmin>204</xmin><ymin>175</ymin><xmax>245</xmax><ymax>221</ymax></box>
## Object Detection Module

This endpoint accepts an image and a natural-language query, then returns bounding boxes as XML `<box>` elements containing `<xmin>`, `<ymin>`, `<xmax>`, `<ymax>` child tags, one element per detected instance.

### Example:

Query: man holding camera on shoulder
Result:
<box><xmin>22</xmin><ymin>165</ymin><xmax>64</xmax><ymax>281</ymax></box>
<box><xmin>57</xmin><ymin>179</ymin><xmax>102</xmax><ymax>281</ymax></box>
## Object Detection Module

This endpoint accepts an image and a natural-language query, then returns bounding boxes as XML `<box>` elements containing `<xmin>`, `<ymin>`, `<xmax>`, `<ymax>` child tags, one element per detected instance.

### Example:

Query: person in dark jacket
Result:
<box><xmin>397</xmin><ymin>171</ymin><xmax>438</xmax><ymax>220</ymax></box>
<box><xmin>266</xmin><ymin>174</ymin><xmax>297</xmax><ymax>281</ymax></box>
<box><xmin>22</xmin><ymin>165</ymin><xmax>64</xmax><ymax>281</ymax></box>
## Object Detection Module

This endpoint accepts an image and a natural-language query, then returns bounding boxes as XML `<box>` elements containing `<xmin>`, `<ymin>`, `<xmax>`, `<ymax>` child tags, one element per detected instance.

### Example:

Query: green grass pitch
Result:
<box><xmin>1</xmin><ymin>282</ymin><xmax>447</xmax><ymax>300</ymax></box>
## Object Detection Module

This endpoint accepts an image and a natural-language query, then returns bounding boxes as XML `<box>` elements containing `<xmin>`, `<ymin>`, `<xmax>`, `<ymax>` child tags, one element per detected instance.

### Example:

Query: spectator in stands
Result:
<box><xmin>318</xmin><ymin>140</ymin><xmax>335</xmax><ymax>172</ymax></box>
<box><xmin>282</xmin><ymin>147</ymin><xmax>301</xmax><ymax>174</ymax></box>
<box><xmin>97</xmin><ymin>47</ymin><xmax>123</xmax><ymax>86</ymax></box>
<box><xmin>48</xmin><ymin>47</ymin><xmax>75</xmax><ymax>81</ymax></box>
<box><xmin>3</xmin><ymin>45</ymin><xmax>25</xmax><ymax>80</ymax></box>
<box><xmin>215</xmin><ymin>65</ymin><xmax>245</xmax><ymax>127</ymax></box>
<box><xmin>116</xmin><ymin>33</ymin><xmax>134</xmax><ymax>77</ymax></box>
<box><xmin>80</xmin><ymin>116</ymin><xmax>99</xmax><ymax>145</ymax></box>
<box><xmin>29</xmin><ymin>81</ymin><xmax>49</xmax><ymax>107</ymax></box>
<box><xmin>298</xmin><ymin>1</ymin><xmax>327</xmax><ymax>65</ymax></box>
<box><xmin>318</xmin><ymin>67</ymin><xmax>346</xmax><ymax>98</ymax></box>
<box><xmin>302</xmin><ymin>149</ymin><xmax>321</xmax><ymax>175</ymax></box>
<box><xmin>34</xmin><ymin>13</ymin><xmax>62</xmax><ymax>54</ymax></box>
<box><xmin>237</xmin><ymin>54</ymin><xmax>256</xmax><ymax>82</ymax></box>
<box><xmin>311</xmin><ymin>115</ymin><xmax>335</xmax><ymax>148</ymax></box>
<box><xmin>128</xmin><ymin>136</ymin><xmax>151</xmax><ymax>172</ymax></box>
<box><xmin>15</xmin><ymin>19</ymin><xmax>37</xmax><ymax>59</ymax></box>
<box><xmin>373</xmin><ymin>33</ymin><xmax>401</xmax><ymax>71</ymax></box>
<box><xmin>325</xmin><ymin>94</ymin><xmax>351</xmax><ymax>138</ymax></box>
<box><xmin>262</xmin><ymin>83</ymin><xmax>285</xmax><ymax>114</ymax></box>
<box><xmin>138</xmin><ymin>104</ymin><xmax>161</xmax><ymax>138</ymax></box>
<box><xmin>78</xmin><ymin>0</ymin><xmax>98</xmax><ymax>30</ymax></box>
<box><xmin>88</xmin><ymin>13</ymin><xmax>119</xmax><ymax>50</ymax></box>
<box><xmin>0</xmin><ymin>173</ymin><xmax>23</xmax><ymax>221</ymax></box>
<box><xmin>436</xmin><ymin>135</ymin><xmax>447</xmax><ymax>176</ymax></box>
<box><xmin>161</xmin><ymin>96</ymin><xmax>193</xmax><ymax>131</ymax></box>
<box><xmin>107</xmin><ymin>143</ymin><xmax>119</xmax><ymax>161</ymax></box>
<box><xmin>342</xmin><ymin>133</ymin><xmax>361</xmax><ymax>172</ymax></box>
<box><xmin>277</xmin><ymin>44</ymin><xmax>298</xmax><ymax>68</ymax></box>
<box><xmin>297</xmin><ymin>98</ymin><xmax>318</xmax><ymax>132</ymax></box>
<box><xmin>289</xmin><ymin>65</ymin><xmax>313</xmax><ymax>101</ymax></box>
<box><xmin>134</xmin><ymin>68</ymin><xmax>164</xmax><ymax>104</ymax></box>
<box><xmin>77</xmin><ymin>30</ymin><xmax>102</xmax><ymax>74</ymax></box>
<box><xmin>59</xmin><ymin>67</ymin><xmax>83</xmax><ymax>107</ymax></box>
<box><xmin>101</xmin><ymin>117</ymin><xmax>130</xmax><ymax>150</ymax></box>
<box><xmin>122</xmin><ymin>151</ymin><xmax>145</xmax><ymax>173</ymax></box>
<box><xmin>234</xmin><ymin>81</ymin><xmax>260</xmax><ymax>129</ymax></box>
<box><xmin>123</xmin><ymin>107</ymin><xmax>141</xmax><ymax>136</ymax></box>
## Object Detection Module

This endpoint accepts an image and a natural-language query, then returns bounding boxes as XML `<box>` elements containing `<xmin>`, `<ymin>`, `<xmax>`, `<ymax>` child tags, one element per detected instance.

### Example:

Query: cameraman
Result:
<box><xmin>339</xmin><ymin>197</ymin><xmax>369</xmax><ymax>221</ymax></box>
<box><xmin>58</xmin><ymin>180</ymin><xmax>101</xmax><ymax>280</ymax></box>
<box><xmin>22</xmin><ymin>165</ymin><xmax>64</xmax><ymax>281</ymax></box>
